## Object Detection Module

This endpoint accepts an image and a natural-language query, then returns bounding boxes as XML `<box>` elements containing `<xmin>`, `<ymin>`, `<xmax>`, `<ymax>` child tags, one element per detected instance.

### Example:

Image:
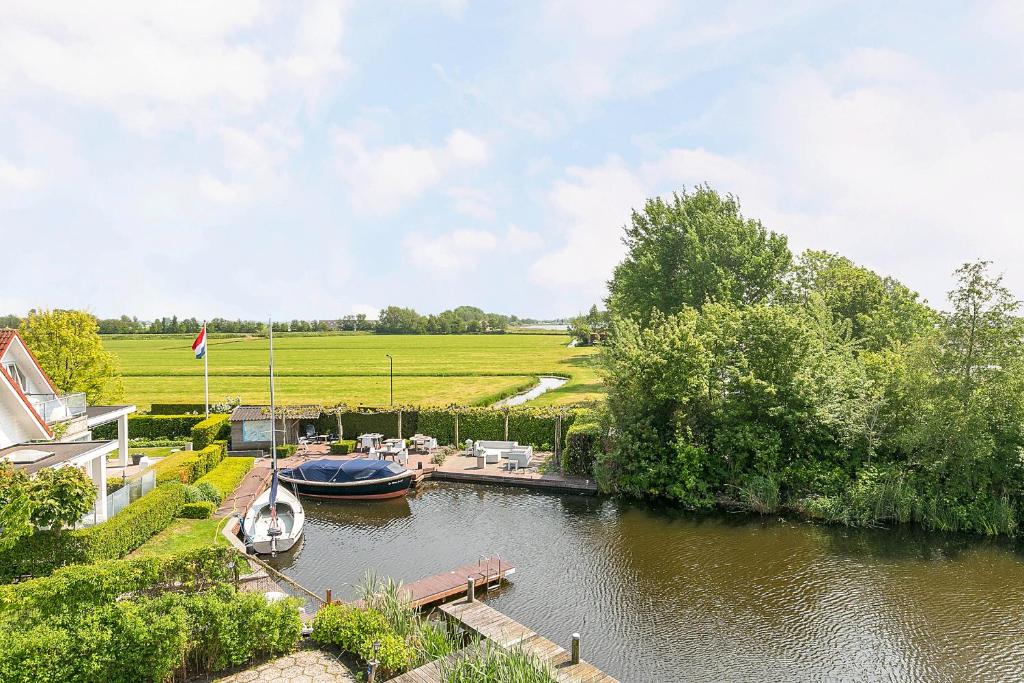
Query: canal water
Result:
<box><xmin>267</xmin><ymin>482</ymin><xmax>1024</xmax><ymax>682</ymax></box>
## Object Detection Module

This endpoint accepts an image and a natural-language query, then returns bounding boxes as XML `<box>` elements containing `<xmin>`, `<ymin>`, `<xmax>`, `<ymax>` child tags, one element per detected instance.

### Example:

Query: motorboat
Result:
<box><xmin>279</xmin><ymin>459</ymin><xmax>414</xmax><ymax>500</ymax></box>
<box><xmin>243</xmin><ymin>469</ymin><xmax>305</xmax><ymax>554</ymax></box>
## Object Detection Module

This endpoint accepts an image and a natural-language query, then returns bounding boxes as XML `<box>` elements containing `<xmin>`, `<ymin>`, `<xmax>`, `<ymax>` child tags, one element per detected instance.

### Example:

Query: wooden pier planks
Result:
<box><xmin>400</xmin><ymin>557</ymin><xmax>513</xmax><ymax>609</ymax></box>
<box><xmin>440</xmin><ymin>599</ymin><xmax>619</xmax><ymax>683</ymax></box>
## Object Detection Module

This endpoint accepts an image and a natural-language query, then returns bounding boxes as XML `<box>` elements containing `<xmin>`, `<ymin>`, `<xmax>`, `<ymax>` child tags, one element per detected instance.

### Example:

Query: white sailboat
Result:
<box><xmin>243</xmin><ymin>320</ymin><xmax>305</xmax><ymax>555</ymax></box>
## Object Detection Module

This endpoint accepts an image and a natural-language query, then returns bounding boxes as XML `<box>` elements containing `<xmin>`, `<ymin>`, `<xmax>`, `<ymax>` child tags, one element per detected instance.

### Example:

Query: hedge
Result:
<box><xmin>0</xmin><ymin>547</ymin><xmax>234</xmax><ymax>622</ymax></box>
<box><xmin>153</xmin><ymin>442</ymin><xmax>227</xmax><ymax>485</ymax></box>
<box><xmin>179</xmin><ymin>501</ymin><xmax>216</xmax><ymax>519</ymax></box>
<box><xmin>330</xmin><ymin>439</ymin><xmax>357</xmax><ymax>455</ymax></box>
<box><xmin>0</xmin><ymin>589</ymin><xmax>302</xmax><ymax>682</ymax></box>
<box><xmin>562</xmin><ymin>418</ymin><xmax>601</xmax><ymax>476</ymax></box>
<box><xmin>191</xmin><ymin>414</ymin><xmax>230</xmax><ymax>450</ymax></box>
<box><xmin>276</xmin><ymin>444</ymin><xmax>297</xmax><ymax>458</ymax></box>
<box><xmin>414</xmin><ymin>406</ymin><xmax>578</xmax><ymax>450</ymax></box>
<box><xmin>336</xmin><ymin>410</ymin><xmax>414</xmax><ymax>440</ymax></box>
<box><xmin>93</xmin><ymin>414</ymin><xmax>207</xmax><ymax>440</ymax></box>
<box><xmin>0</xmin><ymin>483</ymin><xmax>188</xmax><ymax>580</ymax></box>
<box><xmin>149</xmin><ymin>403</ymin><xmax>207</xmax><ymax>414</ymax></box>
<box><xmin>195</xmin><ymin>457</ymin><xmax>254</xmax><ymax>500</ymax></box>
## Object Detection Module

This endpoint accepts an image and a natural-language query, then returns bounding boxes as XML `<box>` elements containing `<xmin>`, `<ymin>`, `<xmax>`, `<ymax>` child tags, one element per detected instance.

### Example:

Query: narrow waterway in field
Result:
<box><xmin>267</xmin><ymin>482</ymin><xmax>1024</xmax><ymax>682</ymax></box>
<box><xmin>492</xmin><ymin>375</ymin><xmax>568</xmax><ymax>407</ymax></box>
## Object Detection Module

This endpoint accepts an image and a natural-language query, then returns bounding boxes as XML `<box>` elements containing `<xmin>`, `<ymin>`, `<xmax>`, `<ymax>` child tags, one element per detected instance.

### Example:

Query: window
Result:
<box><xmin>242</xmin><ymin>419</ymin><xmax>273</xmax><ymax>442</ymax></box>
<box><xmin>4</xmin><ymin>363</ymin><xmax>26</xmax><ymax>391</ymax></box>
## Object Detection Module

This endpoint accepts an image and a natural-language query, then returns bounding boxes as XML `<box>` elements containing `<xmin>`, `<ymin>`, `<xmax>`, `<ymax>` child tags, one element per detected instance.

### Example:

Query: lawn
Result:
<box><xmin>129</xmin><ymin>517</ymin><xmax>231</xmax><ymax>558</ymax></box>
<box><xmin>104</xmin><ymin>332</ymin><xmax>603</xmax><ymax>408</ymax></box>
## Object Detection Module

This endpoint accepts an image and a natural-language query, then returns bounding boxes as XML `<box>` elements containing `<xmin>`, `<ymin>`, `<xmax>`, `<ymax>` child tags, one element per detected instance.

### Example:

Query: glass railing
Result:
<box><xmin>103</xmin><ymin>470</ymin><xmax>156</xmax><ymax>521</ymax></box>
<box><xmin>26</xmin><ymin>392</ymin><xmax>87</xmax><ymax>424</ymax></box>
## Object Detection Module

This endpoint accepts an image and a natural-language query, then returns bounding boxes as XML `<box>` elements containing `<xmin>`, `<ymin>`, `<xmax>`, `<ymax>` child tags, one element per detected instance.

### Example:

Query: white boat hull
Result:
<box><xmin>243</xmin><ymin>483</ymin><xmax>305</xmax><ymax>554</ymax></box>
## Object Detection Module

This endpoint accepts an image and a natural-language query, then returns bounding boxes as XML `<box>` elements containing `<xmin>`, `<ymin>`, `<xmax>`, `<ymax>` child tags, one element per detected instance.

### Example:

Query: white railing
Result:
<box><xmin>26</xmin><ymin>392</ymin><xmax>87</xmax><ymax>424</ymax></box>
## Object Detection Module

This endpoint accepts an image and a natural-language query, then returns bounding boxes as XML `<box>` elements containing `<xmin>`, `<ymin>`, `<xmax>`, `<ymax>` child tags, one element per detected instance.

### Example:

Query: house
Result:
<box><xmin>229</xmin><ymin>404</ymin><xmax>326</xmax><ymax>452</ymax></box>
<box><xmin>0</xmin><ymin>329</ymin><xmax>135</xmax><ymax>525</ymax></box>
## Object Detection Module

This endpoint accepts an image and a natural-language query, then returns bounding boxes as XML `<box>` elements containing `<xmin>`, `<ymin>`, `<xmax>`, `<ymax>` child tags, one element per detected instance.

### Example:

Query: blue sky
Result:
<box><xmin>2</xmin><ymin>1</ymin><xmax>1023</xmax><ymax>320</ymax></box>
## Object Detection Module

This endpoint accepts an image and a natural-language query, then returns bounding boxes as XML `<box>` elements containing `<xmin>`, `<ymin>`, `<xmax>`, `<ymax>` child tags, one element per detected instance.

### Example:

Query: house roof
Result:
<box><xmin>0</xmin><ymin>329</ymin><xmax>16</xmax><ymax>355</ymax></box>
<box><xmin>0</xmin><ymin>440</ymin><xmax>117</xmax><ymax>474</ymax></box>
<box><xmin>230</xmin><ymin>405</ymin><xmax>323</xmax><ymax>421</ymax></box>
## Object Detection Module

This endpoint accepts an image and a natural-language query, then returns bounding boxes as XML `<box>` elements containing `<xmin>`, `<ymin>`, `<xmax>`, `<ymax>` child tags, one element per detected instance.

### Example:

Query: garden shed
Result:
<box><xmin>228</xmin><ymin>404</ymin><xmax>325</xmax><ymax>451</ymax></box>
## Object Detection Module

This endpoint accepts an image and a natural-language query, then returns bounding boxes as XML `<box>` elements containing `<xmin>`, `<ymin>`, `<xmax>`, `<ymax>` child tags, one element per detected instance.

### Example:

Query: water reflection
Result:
<box><xmin>267</xmin><ymin>483</ymin><xmax>1024</xmax><ymax>681</ymax></box>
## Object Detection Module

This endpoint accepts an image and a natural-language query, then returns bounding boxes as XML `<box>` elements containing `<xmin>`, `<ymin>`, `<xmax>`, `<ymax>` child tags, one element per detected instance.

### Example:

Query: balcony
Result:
<box><xmin>26</xmin><ymin>392</ymin><xmax>87</xmax><ymax>425</ymax></box>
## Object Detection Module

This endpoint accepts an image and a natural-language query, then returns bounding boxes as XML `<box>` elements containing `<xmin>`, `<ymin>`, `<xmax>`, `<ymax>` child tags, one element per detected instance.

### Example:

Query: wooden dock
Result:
<box><xmin>391</xmin><ymin>599</ymin><xmax>618</xmax><ymax>683</ymax></box>
<box><xmin>352</xmin><ymin>557</ymin><xmax>514</xmax><ymax>610</ymax></box>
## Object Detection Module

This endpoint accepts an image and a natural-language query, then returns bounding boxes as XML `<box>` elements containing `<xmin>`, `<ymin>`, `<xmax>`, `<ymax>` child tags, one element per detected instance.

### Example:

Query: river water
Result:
<box><xmin>493</xmin><ymin>375</ymin><xmax>568</xmax><ymax>407</ymax></box>
<box><xmin>267</xmin><ymin>482</ymin><xmax>1024</xmax><ymax>682</ymax></box>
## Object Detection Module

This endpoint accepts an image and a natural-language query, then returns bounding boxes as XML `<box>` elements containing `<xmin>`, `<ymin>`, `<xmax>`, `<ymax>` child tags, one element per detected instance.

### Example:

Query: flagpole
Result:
<box><xmin>269</xmin><ymin>319</ymin><xmax>276</xmax><ymax>472</ymax></box>
<box><xmin>203</xmin><ymin>321</ymin><xmax>209</xmax><ymax>418</ymax></box>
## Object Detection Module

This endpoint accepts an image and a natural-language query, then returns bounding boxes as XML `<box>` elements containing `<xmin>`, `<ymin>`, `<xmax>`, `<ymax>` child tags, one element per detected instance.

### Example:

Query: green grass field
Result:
<box><xmin>104</xmin><ymin>332</ymin><xmax>603</xmax><ymax>409</ymax></box>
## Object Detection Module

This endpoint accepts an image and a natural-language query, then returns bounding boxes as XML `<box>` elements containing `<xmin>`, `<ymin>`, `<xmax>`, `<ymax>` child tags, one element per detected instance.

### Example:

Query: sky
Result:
<box><xmin>1</xmin><ymin>1</ymin><xmax>1023</xmax><ymax>321</ymax></box>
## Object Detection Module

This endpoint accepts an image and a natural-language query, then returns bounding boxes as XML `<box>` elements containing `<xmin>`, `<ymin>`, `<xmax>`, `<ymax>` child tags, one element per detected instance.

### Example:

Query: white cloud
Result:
<box><xmin>0</xmin><ymin>157</ymin><xmax>41</xmax><ymax>191</ymax></box>
<box><xmin>333</xmin><ymin>128</ymin><xmax>489</xmax><ymax>215</ymax></box>
<box><xmin>402</xmin><ymin>224</ymin><xmax>542</xmax><ymax>273</ymax></box>
<box><xmin>350</xmin><ymin>304</ymin><xmax>380</xmax><ymax>319</ymax></box>
<box><xmin>448</xmin><ymin>186</ymin><xmax>495</xmax><ymax>220</ymax></box>
<box><xmin>532</xmin><ymin>47</ymin><xmax>1024</xmax><ymax>307</ymax></box>
<box><xmin>197</xmin><ymin>172</ymin><xmax>249</xmax><ymax>204</ymax></box>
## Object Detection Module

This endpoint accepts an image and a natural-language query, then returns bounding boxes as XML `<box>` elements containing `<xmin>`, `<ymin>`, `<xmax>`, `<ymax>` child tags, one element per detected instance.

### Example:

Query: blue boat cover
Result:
<box><xmin>280</xmin><ymin>458</ymin><xmax>407</xmax><ymax>483</ymax></box>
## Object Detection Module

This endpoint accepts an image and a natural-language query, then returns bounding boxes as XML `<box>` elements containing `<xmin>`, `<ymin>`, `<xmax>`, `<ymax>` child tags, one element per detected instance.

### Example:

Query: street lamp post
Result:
<box><xmin>385</xmin><ymin>354</ymin><xmax>393</xmax><ymax>406</ymax></box>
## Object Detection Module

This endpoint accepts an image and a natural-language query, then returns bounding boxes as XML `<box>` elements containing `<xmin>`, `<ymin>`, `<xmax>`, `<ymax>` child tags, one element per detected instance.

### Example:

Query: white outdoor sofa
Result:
<box><xmin>474</xmin><ymin>440</ymin><xmax>533</xmax><ymax>466</ymax></box>
<box><xmin>505</xmin><ymin>446</ymin><xmax>533</xmax><ymax>470</ymax></box>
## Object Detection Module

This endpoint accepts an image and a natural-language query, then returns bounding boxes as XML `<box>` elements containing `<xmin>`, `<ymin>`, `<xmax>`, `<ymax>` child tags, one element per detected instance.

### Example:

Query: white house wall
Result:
<box><xmin>0</xmin><ymin>376</ymin><xmax>46</xmax><ymax>448</ymax></box>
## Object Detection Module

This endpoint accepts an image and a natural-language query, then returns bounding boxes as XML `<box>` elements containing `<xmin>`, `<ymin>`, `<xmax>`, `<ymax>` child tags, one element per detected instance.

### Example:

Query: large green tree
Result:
<box><xmin>787</xmin><ymin>250</ymin><xmax>937</xmax><ymax>351</ymax></box>
<box><xmin>0</xmin><ymin>463</ymin><xmax>33</xmax><ymax>553</ymax></box>
<box><xmin>607</xmin><ymin>187</ymin><xmax>792</xmax><ymax>322</ymax></box>
<box><xmin>19</xmin><ymin>309</ymin><xmax>124</xmax><ymax>404</ymax></box>
<box><xmin>28</xmin><ymin>467</ymin><xmax>95</xmax><ymax>531</ymax></box>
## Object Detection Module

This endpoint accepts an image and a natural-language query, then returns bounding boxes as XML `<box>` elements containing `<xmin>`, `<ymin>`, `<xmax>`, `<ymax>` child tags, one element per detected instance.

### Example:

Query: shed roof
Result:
<box><xmin>229</xmin><ymin>405</ymin><xmax>323</xmax><ymax>421</ymax></box>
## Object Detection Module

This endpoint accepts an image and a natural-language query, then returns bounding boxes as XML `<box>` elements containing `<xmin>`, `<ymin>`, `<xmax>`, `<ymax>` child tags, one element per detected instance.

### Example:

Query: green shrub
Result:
<box><xmin>93</xmin><ymin>414</ymin><xmax>206</xmax><ymax>441</ymax></box>
<box><xmin>275</xmin><ymin>444</ymin><xmax>297</xmax><ymax>458</ymax></box>
<box><xmin>337</xmin><ymin>410</ymin><xmax>411</xmax><ymax>440</ymax></box>
<box><xmin>0</xmin><ymin>483</ymin><xmax>188</xmax><ymax>580</ymax></box>
<box><xmin>195</xmin><ymin>457</ymin><xmax>254</xmax><ymax>500</ymax></box>
<box><xmin>179</xmin><ymin>501</ymin><xmax>216</xmax><ymax>519</ymax></box>
<box><xmin>153</xmin><ymin>443</ymin><xmax>226</xmax><ymax>485</ymax></box>
<box><xmin>311</xmin><ymin>604</ymin><xmax>414</xmax><ymax>675</ymax></box>
<box><xmin>107</xmin><ymin>477</ymin><xmax>127</xmax><ymax>493</ymax></box>
<box><xmin>0</xmin><ymin>587</ymin><xmax>301</xmax><ymax>682</ymax></box>
<box><xmin>562</xmin><ymin>419</ymin><xmax>600</xmax><ymax>476</ymax></box>
<box><xmin>191</xmin><ymin>414</ymin><xmax>230</xmax><ymax>450</ymax></box>
<box><xmin>738</xmin><ymin>474</ymin><xmax>780</xmax><ymax>514</ymax></box>
<box><xmin>185</xmin><ymin>481</ymin><xmax>223</xmax><ymax>505</ymax></box>
<box><xmin>329</xmin><ymin>439</ymin><xmax>356</xmax><ymax>454</ymax></box>
<box><xmin>149</xmin><ymin>403</ymin><xmax>207</xmax><ymax>414</ymax></box>
<box><xmin>0</xmin><ymin>547</ymin><xmax>234</xmax><ymax>622</ymax></box>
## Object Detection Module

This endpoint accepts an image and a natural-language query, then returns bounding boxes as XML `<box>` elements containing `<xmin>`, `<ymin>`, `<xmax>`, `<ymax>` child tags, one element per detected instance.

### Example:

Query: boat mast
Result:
<box><xmin>269</xmin><ymin>318</ymin><xmax>279</xmax><ymax>554</ymax></box>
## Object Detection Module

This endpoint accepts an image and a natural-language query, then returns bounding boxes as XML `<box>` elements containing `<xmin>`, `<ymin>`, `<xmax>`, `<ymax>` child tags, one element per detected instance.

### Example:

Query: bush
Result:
<box><xmin>195</xmin><ymin>457</ymin><xmax>254</xmax><ymax>501</ymax></box>
<box><xmin>149</xmin><ymin>403</ymin><xmax>207</xmax><ymax>414</ymax></box>
<box><xmin>329</xmin><ymin>439</ymin><xmax>356</xmax><ymax>455</ymax></box>
<box><xmin>185</xmin><ymin>481</ymin><xmax>223</xmax><ymax>505</ymax></box>
<box><xmin>93</xmin><ymin>414</ymin><xmax>207</xmax><ymax>441</ymax></box>
<box><xmin>0</xmin><ymin>547</ymin><xmax>234</xmax><ymax>622</ymax></box>
<box><xmin>107</xmin><ymin>477</ymin><xmax>127</xmax><ymax>493</ymax></box>
<box><xmin>562</xmin><ymin>419</ymin><xmax>600</xmax><ymax>476</ymax></box>
<box><xmin>191</xmin><ymin>414</ymin><xmax>230</xmax><ymax>450</ymax></box>
<box><xmin>0</xmin><ymin>483</ymin><xmax>188</xmax><ymax>580</ymax></box>
<box><xmin>0</xmin><ymin>588</ymin><xmax>302</xmax><ymax>682</ymax></box>
<box><xmin>311</xmin><ymin>604</ymin><xmax>414</xmax><ymax>675</ymax></box>
<box><xmin>337</xmin><ymin>410</ymin><xmax>411</xmax><ymax>440</ymax></box>
<box><xmin>179</xmin><ymin>501</ymin><xmax>216</xmax><ymax>519</ymax></box>
<box><xmin>275</xmin><ymin>444</ymin><xmax>297</xmax><ymax>458</ymax></box>
<box><xmin>153</xmin><ymin>442</ymin><xmax>226</xmax><ymax>485</ymax></box>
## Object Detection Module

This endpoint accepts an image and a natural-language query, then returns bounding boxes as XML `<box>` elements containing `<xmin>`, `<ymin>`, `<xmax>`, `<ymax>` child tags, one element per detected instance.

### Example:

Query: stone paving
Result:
<box><xmin>214</xmin><ymin>648</ymin><xmax>358</xmax><ymax>683</ymax></box>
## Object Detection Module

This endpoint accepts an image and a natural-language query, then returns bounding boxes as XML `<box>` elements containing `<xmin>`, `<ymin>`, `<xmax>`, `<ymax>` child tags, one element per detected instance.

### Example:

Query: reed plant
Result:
<box><xmin>440</xmin><ymin>641</ymin><xmax>556</xmax><ymax>683</ymax></box>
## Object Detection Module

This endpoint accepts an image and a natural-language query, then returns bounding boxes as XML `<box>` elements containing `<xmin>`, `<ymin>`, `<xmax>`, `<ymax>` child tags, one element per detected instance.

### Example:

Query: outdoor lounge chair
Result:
<box><xmin>506</xmin><ymin>447</ymin><xmax>533</xmax><ymax>470</ymax></box>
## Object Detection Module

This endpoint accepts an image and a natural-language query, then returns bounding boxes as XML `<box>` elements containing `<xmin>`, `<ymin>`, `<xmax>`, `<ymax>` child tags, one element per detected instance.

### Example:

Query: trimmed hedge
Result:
<box><xmin>562</xmin><ymin>419</ymin><xmax>601</xmax><ymax>476</ymax></box>
<box><xmin>275</xmin><ymin>444</ymin><xmax>297</xmax><ymax>458</ymax></box>
<box><xmin>0</xmin><ymin>483</ymin><xmax>188</xmax><ymax>580</ymax></box>
<box><xmin>179</xmin><ymin>501</ymin><xmax>216</xmax><ymax>519</ymax></box>
<box><xmin>195</xmin><ymin>457</ymin><xmax>254</xmax><ymax>500</ymax></box>
<box><xmin>415</xmin><ymin>406</ymin><xmax>578</xmax><ymax>450</ymax></box>
<box><xmin>191</xmin><ymin>414</ymin><xmax>230</xmax><ymax>450</ymax></box>
<box><xmin>93</xmin><ymin>414</ymin><xmax>206</xmax><ymax>440</ymax></box>
<box><xmin>336</xmin><ymin>410</ymin><xmax>413</xmax><ymax>440</ymax></box>
<box><xmin>329</xmin><ymin>440</ymin><xmax>356</xmax><ymax>455</ymax></box>
<box><xmin>311</xmin><ymin>604</ymin><xmax>414</xmax><ymax>676</ymax></box>
<box><xmin>0</xmin><ymin>547</ymin><xmax>234</xmax><ymax>621</ymax></box>
<box><xmin>153</xmin><ymin>442</ymin><xmax>227</xmax><ymax>485</ymax></box>
<box><xmin>149</xmin><ymin>403</ymin><xmax>207</xmax><ymax>414</ymax></box>
<box><xmin>0</xmin><ymin>588</ymin><xmax>302</xmax><ymax>682</ymax></box>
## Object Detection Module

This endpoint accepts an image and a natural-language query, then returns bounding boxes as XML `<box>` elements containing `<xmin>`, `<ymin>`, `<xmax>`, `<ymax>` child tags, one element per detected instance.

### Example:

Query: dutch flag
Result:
<box><xmin>192</xmin><ymin>326</ymin><xmax>207</xmax><ymax>359</ymax></box>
